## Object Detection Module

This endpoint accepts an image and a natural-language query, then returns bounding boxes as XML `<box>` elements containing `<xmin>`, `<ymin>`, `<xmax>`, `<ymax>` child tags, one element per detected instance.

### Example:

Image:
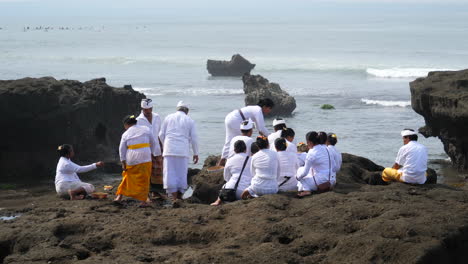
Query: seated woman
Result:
<box><xmin>326</xmin><ymin>133</ymin><xmax>342</xmax><ymax>183</ymax></box>
<box><xmin>281</xmin><ymin>128</ymin><xmax>297</xmax><ymax>153</ymax></box>
<box><xmin>241</xmin><ymin>136</ymin><xmax>279</xmax><ymax>199</ymax></box>
<box><xmin>275</xmin><ymin>138</ymin><xmax>299</xmax><ymax>192</ymax></box>
<box><xmin>211</xmin><ymin>140</ymin><xmax>253</xmax><ymax>206</ymax></box>
<box><xmin>296</xmin><ymin>131</ymin><xmax>334</xmax><ymax>197</ymax></box>
<box><xmin>296</xmin><ymin>142</ymin><xmax>309</xmax><ymax>166</ymax></box>
<box><xmin>55</xmin><ymin>144</ymin><xmax>104</xmax><ymax>200</ymax></box>
<box><xmin>114</xmin><ymin>115</ymin><xmax>157</xmax><ymax>207</ymax></box>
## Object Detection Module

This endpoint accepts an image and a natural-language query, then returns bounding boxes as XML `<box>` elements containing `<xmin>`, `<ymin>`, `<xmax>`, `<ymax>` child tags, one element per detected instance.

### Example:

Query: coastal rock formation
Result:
<box><xmin>206</xmin><ymin>54</ymin><xmax>255</xmax><ymax>77</ymax></box>
<box><xmin>242</xmin><ymin>73</ymin><xmax>296</xmax><ymax>116</ymax></box>
<box><xmin>0</xmin><ymin>77</ymin><xmax>145</xmax><ymax>182</ymax></box>
<box><xmin>410</xmin><ymin>69</ymin><xmax>468</xmax><ymax>171</ymax></box>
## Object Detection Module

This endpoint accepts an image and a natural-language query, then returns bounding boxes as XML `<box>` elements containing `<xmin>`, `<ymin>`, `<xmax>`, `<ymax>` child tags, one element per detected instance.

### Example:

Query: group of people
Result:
<box><xmin>54</xmin><ymin>97</ymin><xmax>429</xmax><ymax>206</ymax></box>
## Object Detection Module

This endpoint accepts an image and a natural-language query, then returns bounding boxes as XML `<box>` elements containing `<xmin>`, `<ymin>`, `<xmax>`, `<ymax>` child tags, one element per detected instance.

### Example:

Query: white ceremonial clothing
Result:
<box><xmin>327</xmin><ymin>145</ymin><xmax>342</xmax><ymax>177</ymax></box>
<box><xmin>55</xmin><ymin>157</ymin><xmax>97</xmax><ymax>195</ymax></box>
<box><xmin>221</xmin><ymin>105</ymin><xmax>269</xmax><ymax>158</ymax></box>
<box><xmin>163</xmin><ymin>156</ymin><xmax>189</xmax><ymax>193</ymax></box>
<box><xmin>296</xmin><ymin>144</ymin><xmax>334</xmax><ymax>191</ymax></box>
<box><xmin>297</xmin><ymin>152</ymin><xmax>307</xmax><ymax>167</ymax></box>
<box><xmin>159</xmin><ymin>111</ymin><xmax>199</xmax><ymax>158</ymax></box>
<box><xmin>228</xmin><ymin>135</ymin><xmax>253</xmax><ymax>158</ymax></box>
<box><xmin>268</xmin><ymin>130</ymin><xmax>282</xmax><ymax>151</ymax></box>
<box><xmin>246</xmin><ymin>149</ymin><xmax>279</xmax><ymax>197</ymax></box>
<box><xmin>277</xmin><ymin>151</ymin><xmax>299</xmax><ymax>192</ymax></box>
<box><xmin>395</xmin><ymin>141</ymin><xmax>428</xmax><ymax>184</ymax></box>
<box><xmin>223</xmin><ymin>153</ymin><xmax>253</xmax><ymax>199</ymax></box>
<box><xmin>286</xmin><ymin>139</ymin><xmax>298</xmax><ymax>154</ymax></box>
<box><xmin>119</xmin><ymin>125</ymin><xmax>156</xmax><ymax>166</ymax></box>
<box><xmin>136</xmin><ymin>112</ymin><xmax>162</xmax><ymax>156</ymax></box>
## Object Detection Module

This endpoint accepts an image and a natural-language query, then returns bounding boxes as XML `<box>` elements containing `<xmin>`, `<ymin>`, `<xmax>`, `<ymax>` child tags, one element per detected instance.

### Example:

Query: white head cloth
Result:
<box><xmin>141</xmin><ymin>99</ymin><xmax>153</xmax><ymax>109</ymax></box>
<box><xmin>401</xmin><ymin>129</ymin><xmax>417</xmax><ymax>137</ymax></box>
<box><xmin>240</xmin><ymin>118</ymin><xmax>254</xmax><ymax>130</ymax></box>
<box><xmin>273</xmin><ymin>118</ymin><xmax>286</xmax><ymax>126</ymax></box>
<box><xmin>177</xmin><ymin>101</ymin><xmax>188</xmax><ymax>108</ymax></box>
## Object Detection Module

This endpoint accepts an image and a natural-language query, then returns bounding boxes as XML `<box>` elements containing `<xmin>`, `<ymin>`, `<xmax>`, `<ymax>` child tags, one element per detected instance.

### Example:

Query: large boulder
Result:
<box><xmin>0</xmin><ymin>77</ymin><xmax>145</xmax><ymax>182</ymax></box>
<box><xmin>206</xmin><ymin>54</ymin><xmax>255</xmax><ymax>77</ymax></box>
<box><xmin>242</xmin><ymin>73</ymin><xmax>296</xmax><ymax>116</ymax></box>
<box><xmin>410</xmin><ymin>69</ymin><xmax>468</xmax><ymax>171</ymax></box>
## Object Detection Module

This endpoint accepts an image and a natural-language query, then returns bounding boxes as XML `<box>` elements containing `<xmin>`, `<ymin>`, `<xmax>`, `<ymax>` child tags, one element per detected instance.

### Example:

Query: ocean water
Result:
<box><xmin>1</xmin><ymin>3</ymin><xmax>468</xmax><ymax>173</ymax></box>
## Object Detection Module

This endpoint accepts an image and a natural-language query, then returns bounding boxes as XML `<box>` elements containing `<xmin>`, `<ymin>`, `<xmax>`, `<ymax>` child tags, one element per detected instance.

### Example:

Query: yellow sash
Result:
<box><xmin>127</xmin><ymin>143</ymin><xmax>150</xmax><ymax>149</ymax></box>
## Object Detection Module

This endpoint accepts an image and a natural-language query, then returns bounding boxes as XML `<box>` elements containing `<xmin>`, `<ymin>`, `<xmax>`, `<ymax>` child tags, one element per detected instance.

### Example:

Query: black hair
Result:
<box><xmin>281</xmin><ymin>128</ymin><xmax>295</xmax><ymax>139</ymax></box>
<box><xmin>257</xmin><ymin>98</ymin><xmax>275</xmax><ymax>108</ymax></box>
<box><xmin>274</xmin><ymin>123</ymin><xmax>287</xmax><ymax>131</ymax></box>
<box><xmin>58</xmin><ymin>144</ymin><xmax>73</xmax><ymax>157</ymax></box>
<box><xmin>234</xmin><ymin>140</ymin><xmax>247</xmax><ymax>154</ymax></box>
<box><xmin>241</xmin><ymin>129</ymin><xmax>252</xmax><ymax>134</ymax></box>
<box><xmin>256</xmin><ymin>136</ymin><xmax>269</xmax><ymax>149</ymax></box>
<box><xmin>306</xmin><ymin>131</ymin><xmax>320</xmax><ymax>145</ymax></box>
<box><xmin>403</xmin><ymin>128</ymin><xmax>418</xmax><ymax>141</ymax></box>
<box><xmin>123</xmin><ymin>115</ymin><xmax>137</xmax><ymax>125</ymax></box>
<box><xmin>327</xmin><ymin>133</ymin><xmax>338</xmax><ymax>146</ymax></box>
<box><xmin>250</xmin><ymin>142</ymin><xmax>260</xmax><ymax>155</ymax></box>
<box><xmin>318</xmin><ymin>131</ymin><xmax>327</xmax><ymax>145</ymax></box>
<box><xmin>275</xmin><ymin>138</ymin><xmax>287</xmax><ymax>151</ymax></box>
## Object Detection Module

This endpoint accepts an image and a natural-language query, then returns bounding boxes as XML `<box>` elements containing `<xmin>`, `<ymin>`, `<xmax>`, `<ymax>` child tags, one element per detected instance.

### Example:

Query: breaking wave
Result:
<box><xmin>361</xmin><ymin>98</ymin><xmax>411</xmax><ymax>107</ymax></box>
<box><xmin>366</xmin><ymin>68</ymin><xmax>456</xmax><ymax>78</ymax></box>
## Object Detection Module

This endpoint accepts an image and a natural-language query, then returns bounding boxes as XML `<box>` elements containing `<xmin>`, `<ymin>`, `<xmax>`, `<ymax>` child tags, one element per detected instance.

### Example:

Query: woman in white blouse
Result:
<box><xmin>275</xmin><ymin>138</ymin><xmax>299</xmax><ymax>192</ymax></box>
<box><xmin>54</xmin><ymin>144</ymin><xmax>104</xmax><ymax>200</ymax></box>
<box><xmin>241</xmin><ymin>136</ymin><xmax>279</xmax><ymax>199</ymax></box>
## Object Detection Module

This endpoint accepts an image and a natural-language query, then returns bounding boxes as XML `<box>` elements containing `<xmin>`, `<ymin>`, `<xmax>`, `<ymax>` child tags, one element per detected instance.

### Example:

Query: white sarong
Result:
<box><xmin>163</xmin><ymin>156</ymin><xmax>189</xmax><ymax>194</ymax></box>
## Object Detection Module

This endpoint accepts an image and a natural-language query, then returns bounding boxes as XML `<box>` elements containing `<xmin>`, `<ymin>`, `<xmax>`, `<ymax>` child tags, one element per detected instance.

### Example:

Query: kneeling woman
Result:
<box><xmin>296</xmin><ymin>131</ymin><xmax>334</xmax><ymax>197</ymax></box>
<box><xmin>211</xmin><ymin>140</ymin><xmax>252</xmax><ymax>206</ymax></box>
<box><xmin>55</xmin><ymin>144</ymin><xmax>104</xmax><ymax>200</ymax></box>
<box><xmin>241</xmin><ymin>136</ymin><xmax>279</xmax><ymax>199</ymax></box>
<box><xmin>115</xmin><ymin>115</ymin><xmax>157</xmax><ymax>207</ymax></box>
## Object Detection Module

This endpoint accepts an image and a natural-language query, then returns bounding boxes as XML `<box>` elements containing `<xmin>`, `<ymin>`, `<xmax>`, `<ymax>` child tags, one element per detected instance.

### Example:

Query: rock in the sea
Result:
<box><xmin>0</xmin><ymin>77</ymin><xmax>145</xmax><ymax>181</ymax></box>
<box><xmin>207</xmin><ymin>54</ymin><xmax>255</xmax><ymax>77</ymax></box>
<box><xmin>242</xmin><ymin>73</ymin><xmax>296</xmax><ymax>116</ymax></box>
<box><xmin>410</xmin><ymin>69</ymin><xmax>468</xmax><ymax>171</ymax></box>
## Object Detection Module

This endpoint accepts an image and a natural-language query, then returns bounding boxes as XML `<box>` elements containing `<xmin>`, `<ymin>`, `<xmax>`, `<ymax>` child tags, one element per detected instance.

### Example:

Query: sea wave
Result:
<box><xmin>366</xmin><ymin>68</ymin><xmax>456</xmax><ymax>78</ymax></box>
<box><xmin>133</xmin><ymin>86</ymin><xmax>243</xmax><ymax>96</ymax></box>
<box><xmin>361</xmin><ymin>98</ymin><xmax>411</xmax><ymax>107</ymax></box>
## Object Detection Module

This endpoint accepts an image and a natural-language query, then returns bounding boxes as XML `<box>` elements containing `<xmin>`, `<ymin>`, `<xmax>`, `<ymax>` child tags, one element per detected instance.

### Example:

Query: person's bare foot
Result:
<box><xmin>297</xmin><ymin>191</ymin><xmax>312</xmax><ymax>198</ymax></box>
<box><xmin>68</xmin><ymin>189</ymin><xmax>84</xmax><ymax>200</ymax></box>
<box><xmin>210</xmin><ymin>198</ymin><xmax>222</xmax><ymax>206</ymax></box>
<box><xmin>113</xmin><ymin>194</ymin><xmax>123</xmax><ymax>202</ymax></box>
<box><xmin>241</xmin><ymin>190</ymin><xmax>252</xmax><ymax>200</ymax></box>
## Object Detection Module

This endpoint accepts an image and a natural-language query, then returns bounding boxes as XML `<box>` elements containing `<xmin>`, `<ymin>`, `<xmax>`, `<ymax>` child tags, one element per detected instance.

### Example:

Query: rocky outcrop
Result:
<box><xmin>410</xmin><ymin>69</ymin><xmax>468</xmax><ymax>171</ymax></box>
<box><xmin>242</xmin><ymin>73</ymin><xmax>296</xmax><ymax>116</ymax></box>
<box><xmin>206</xmin><ymin>54</ymin><xmax>255</xmax><ymax>77</ymax></box>
<box><xmin>0</xmin><ymin>77</ymin><xmax>145</xmax><ymax>182</ymax></box>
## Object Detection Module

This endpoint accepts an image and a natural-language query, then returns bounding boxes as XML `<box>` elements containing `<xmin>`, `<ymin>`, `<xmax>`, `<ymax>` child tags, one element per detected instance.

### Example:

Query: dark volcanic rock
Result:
<box><xmin>410</xmin><ymin>69</ymin><xmax>468</xmax><ymax>171</ymax></box>
<box><xmin>242</xmin><ymin>73</ymin><xmax>296</xmax><ymax>116</ymax></box>
<box><xmin>206</xmin><ymin>54</ymin><xmax>255</xmax><ymax>77</ymax></box>
<box><xmin>0</xmin><ymin>77</ymin><xmax>145</xmax><ymax>182</ymax></box>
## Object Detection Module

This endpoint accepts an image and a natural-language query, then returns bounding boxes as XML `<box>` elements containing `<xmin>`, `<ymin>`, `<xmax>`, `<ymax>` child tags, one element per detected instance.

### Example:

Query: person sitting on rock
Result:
<box><xmin>382</xmin><ymin>129</ymin><xmax>428</xmax><ymax>184</ymax></box>
<box><xmin>250</xmin><ymin>142</ymin><xmax>260</xmax><ymax>156</ymax></box>
<box><xmin>268</xmin><ymin>118</ymin><xmax>287</xmax><ymax>151</ymax></box>
<box><xmin>296</xmin><ymin>142</ymin><xmax>309</xmax><ymax>166</ymax></box>
<box><xmin>275</xmin><ymin>138</ymin><xmax>299</xmax><ymax>192</ymax></box>
<box><xmin>326</xmin><ymin>133</ymin><xmax>342</xmax><ymax>183</ymax></box>
<box><xmin>296</xmin><ymin>131</ymin><xmax>334</xmax><ymax>197</ymax></box>
<box><xmin>211</xmin><ymin>141</ymin><xmax>253</xmax><ymax>206</ymax></box>
<box><xmin>219</xmin><ymin>98</ymin><xmax>274</xmax><ymax>166</ymax></box>
<box><xmin>281</xmin><ymin>128</ymin><xmax>297</xmax><ymax>153</ymax></box>
<box><xmin>54</xmin><ymin>144</ymin><xmax>104</xmax><ymax>200</ymax></box>
<box><xmin>227</xmin><ymin>118</ymin><xmax>255</xmax><ymax>159</ymax></box>
<box><xmin>241</xmin><ymin>136</ymin><xmax>279</xmax><ymax>199</ymax></box>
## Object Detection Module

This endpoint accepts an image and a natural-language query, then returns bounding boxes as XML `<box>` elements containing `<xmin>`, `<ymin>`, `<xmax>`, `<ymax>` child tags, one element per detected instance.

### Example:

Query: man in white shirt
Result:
<box><xmin>382</xmin><ymin>129</ymin><xmax>428</xmax><ymax>184</ymax></box>
<box><xmin>227</xmin><ymin>118</ymin><xmax>255</xmax><ymax>158</ymax></box>
<box><xmin>136</xmin><ymin>98</ymin><xmax>164</xmax><ymax>199</ymax></box>
<box><xmin>268</xmin><ymin>118</ymin><xmax>287</xmax><ymax>151</ymax></box>
<box><xmin>159</xmin><ymin>101</ymin><xmax>199</xmax><ymax>201</ymax></box>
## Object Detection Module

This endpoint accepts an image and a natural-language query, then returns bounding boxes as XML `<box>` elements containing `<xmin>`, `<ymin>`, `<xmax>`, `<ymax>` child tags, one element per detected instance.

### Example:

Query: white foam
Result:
<box><xmin>361</xmin><ymin>98</ymin><xmax>411</xmax><ymax>107</ymax></box>
<box><xmin>133</xmin><ymin>86</ymin><xmax>243</xmax><ymax>96</ymax></box>
<box><xmin>366</xmin><ymin>68</ymin><xmax>456</xmax><ymax>78</ymax></box>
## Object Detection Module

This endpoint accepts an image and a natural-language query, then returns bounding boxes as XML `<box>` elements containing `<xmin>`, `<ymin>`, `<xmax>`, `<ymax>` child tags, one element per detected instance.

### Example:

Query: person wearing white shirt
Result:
<box><xmin>382</xmin><ymin>129</ymin><xmax>428</xmax><ymax>184</ymax></box>
<box><xmin>219</xmin><ymin>99</ymin><xmax>274</xmax><ymax>166</ymax></box>
<box><xmin>297</xmin><ymin>142</ymin><xmax>309</xmax><ymax>166</ymax></box>
<box><xmin>296</xmin><ymin>131</ymin><xmax>334</xmax><ymax>197</ymax></box>
<box><xmin>281</xmin><ymin>128</ymin><xmax>297</xmax><ymax>154</ymax></box>
<box><xmin>159</xmin><ymin>101</ymin><xmax>199</xmax><ymax>201</ymax></box>
<box><xmin>136</xmin><ymin>98</ymin><xmax>164</xmax><ymax>199</ymax></box>
<box><xmin>55</xmin><ymin>144</ymin><xmax>104</xmax><ymax>200</ymax></box>
<box><xmin>241</xmin><ymin>136</ymin><xmax>279</xmax><ymax>198</ymax></box>
<box><xmin>211</xmin><ymin>140</ymin><xmax>253</xmax><ymax>206</ymax></box>
<box><xmin>275</xmin><ymin>138</ymin><xmax>299</xmax><ymax>192</ymax></box>
<box><xmin>326</xmin><ymin>133</ymin><xmax>342</xmax><ymax>183</ymax></box>
<box><xmin>115</xmin><ymin>115</ymin><xmax>157</xmax><ymax>207</ymax></box>
<box><xmin>268</xmin><ymin>118</ymin><xmax>287</xmax><ymax>151</ymax></box>
<box><xmin>227</xmin><ymin>118</ymin><xmax>254</xmax><ymax>159</ymax></box>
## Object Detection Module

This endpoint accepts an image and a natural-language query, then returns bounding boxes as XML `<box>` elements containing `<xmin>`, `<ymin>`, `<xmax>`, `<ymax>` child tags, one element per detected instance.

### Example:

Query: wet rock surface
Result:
<box><xmin>410</xmin><ymin>69</ymin><xmax>468</xmax><ymax>171</ymax></box>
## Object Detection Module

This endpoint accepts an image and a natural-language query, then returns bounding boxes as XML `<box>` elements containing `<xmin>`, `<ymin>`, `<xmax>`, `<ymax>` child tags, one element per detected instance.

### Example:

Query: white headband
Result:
<box><xmin>401</xmin><ymin>129</ymin><xmax>417</xmax><ymax>137</ymax></box>
<box><xmin>240</xmin><ymin>118</ymin><xmax>254</xmax><ymax>130</ymax></box>
<box><xmin>177</xmin><ymin>100</ymin><xmax>188</xmax><ymax>108</ymax></box>
<box><xmin>273</xmin><ymin>118</ymin><xmax>286</xmax><ymax>126</ymax></box>
<box><xmin>141</xmin><ymin>99</ymin><xmax>153</xmax><ymax>109</ymax></box>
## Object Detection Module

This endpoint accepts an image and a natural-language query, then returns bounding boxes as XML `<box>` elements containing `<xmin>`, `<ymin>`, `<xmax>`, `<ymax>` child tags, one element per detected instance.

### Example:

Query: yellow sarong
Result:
<box><xmin>116</xmin><ymin>162</ymin><xmax>152</xmax><ymax>201</ymax></box>
<box><xmin>382</xmin><ymin>168</ymin><xmax>403</xmax><ymax>182</ymax></box>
